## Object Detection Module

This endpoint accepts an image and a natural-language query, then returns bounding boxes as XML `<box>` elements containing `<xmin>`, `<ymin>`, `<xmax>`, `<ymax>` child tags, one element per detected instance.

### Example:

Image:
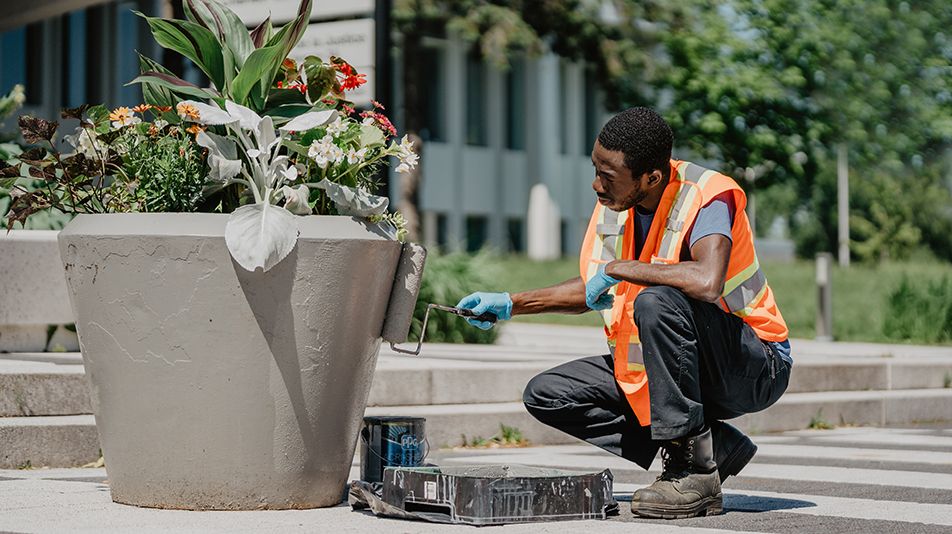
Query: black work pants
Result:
<box><xmin>522</xmin><ymin>285</ymin><xmax>791</xmax><ymax>470</ymax></box>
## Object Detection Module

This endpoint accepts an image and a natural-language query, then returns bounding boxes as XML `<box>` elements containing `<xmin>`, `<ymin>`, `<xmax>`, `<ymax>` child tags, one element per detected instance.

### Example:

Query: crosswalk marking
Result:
<box><xmin>446</xmin><ymin>450</ymin><xmax>952</xmax><ymax>490</ymax></box>
<box><xmin>610</xmin><ymin>485</ymin><xmax>952</xmax><ymax>527</ymax></box>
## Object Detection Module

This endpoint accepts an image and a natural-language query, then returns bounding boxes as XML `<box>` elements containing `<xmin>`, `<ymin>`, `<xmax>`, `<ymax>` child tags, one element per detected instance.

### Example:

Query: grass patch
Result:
<box><xmin>482</xmin><ymin>254</ymin><xmax>952</xmax><ymax>345</ymax></box>
<box><xmin>807</xmin><ymin>410</ymin><xmax>835</xmax><ymax>430</ymax></box>
<box><xmin>459</xmin><ymin>424</ymin><xmax>530</xmax><ymax>449</ymax></box>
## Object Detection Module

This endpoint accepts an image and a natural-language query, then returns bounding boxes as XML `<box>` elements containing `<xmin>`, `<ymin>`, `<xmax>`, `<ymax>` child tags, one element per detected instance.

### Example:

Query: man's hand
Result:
<box><xmin>456</xmin><ymin>292</ymin><xmax>513</xmax><ymax>330</ymax></box>
<box><xmin>585</xmin><ymin>267</ymin><xmax>621</xmax><ymax>311</ymax></box>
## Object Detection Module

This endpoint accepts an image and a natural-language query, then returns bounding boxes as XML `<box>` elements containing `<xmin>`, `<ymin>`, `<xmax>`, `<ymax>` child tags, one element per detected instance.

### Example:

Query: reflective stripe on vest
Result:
<box><xmin>655</xmin><ymin>162</ymin><xmax>718</xmax><ymax>263</ymax></box>
<box><xmin>585</xmin><ymin>207</ymin><xmax>629</xmax><ymax>326</ymax></box>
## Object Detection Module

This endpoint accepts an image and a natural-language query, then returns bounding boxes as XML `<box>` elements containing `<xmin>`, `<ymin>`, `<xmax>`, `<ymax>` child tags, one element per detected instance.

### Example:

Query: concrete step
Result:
<box><xmin>6</xmin><ymin>388</ymin><xmax>952</xmax><ymax>468</ymax></box>
<box><xmin>3</xmin><ymin>351</ymin><xmax>952</xmax><ymax>416</ymax></box>
<box><xmin>0</xmin><ymin>355</ymin><xmax>89</xmax><ymax>417</ymax></box>
<box><xmin>0</xmin><ymin>415</ymin><xmax>99</xmax><ymax>469</ymax></box>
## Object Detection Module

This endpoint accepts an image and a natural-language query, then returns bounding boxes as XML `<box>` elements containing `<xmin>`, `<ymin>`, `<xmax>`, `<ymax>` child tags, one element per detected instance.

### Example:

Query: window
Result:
<box><xmin>560</xmin><ymin>220</ymin><xmax>570</xmax><ymax>257</ymax></box>
<box><xmin>465</xmin><ymin>50</ymin><xmax>487</xmax><ymax>146</ymax></box>
<box><xmin>465</xmin><ymin>215</ymin><xmax>488</xmax><ymax>252</ymax></box>
<box><xmin>24</xmin><ymin>23</ymin><xmax>44</xmax><ymax>105</ymax></box>
<box><xmin>0</xmin><ymin>28</ymin><xmax>27</xmax><ymax>98</ymax></box>
<box><xmin>505</xmin><ymin>59</ymin><xmax>525</xmax><ymax>150</ymax></box>
<box><xmin>559</xmin><ymin>62</ymin><xmax>570</xmax><ymax>154</ymax></box>
<box><xmin>583</xmin><ymin>71</ymin><xmax>600</xmax><ymax>154</ymax></box>
<box><xmin>62</xmin><ymin>11</ymin><xmax>87</xmax><ymax>108</ymax></box>
<box><xmin>507</xmin><ymin>218</ymin><xmax>524</xmax><ymax>253</ymax></box>
<box><xmin>419</xmin><ymin>46</ymin><xmax>445</xmax><ymax>142</ymax></box>
<box><xmin>435</xmin><ymin>213</ymin><xmax>448</xmax><ymax>250</ymax></box>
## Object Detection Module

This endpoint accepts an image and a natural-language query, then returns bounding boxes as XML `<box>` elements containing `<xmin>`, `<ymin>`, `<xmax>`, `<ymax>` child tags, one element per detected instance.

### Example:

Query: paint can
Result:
<box><xmin>360</xmin><ymin>416</ymin><xmax>427</xmax><ymax>484</ymax></box>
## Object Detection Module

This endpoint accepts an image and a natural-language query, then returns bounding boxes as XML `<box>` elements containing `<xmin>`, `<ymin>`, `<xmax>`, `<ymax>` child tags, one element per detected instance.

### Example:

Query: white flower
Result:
<box><xmin>346</xmin><ymin>147</ymin><xmax>367</xmax><ymax>165</ymax></box>
<box><xmin>153</xmin><ymin>119</ymin><xmax>168</xmax><ymax>130</ymax></box>
<box><xmin>307</xmin><ymin>135</ymin><xmax>345</xmax><ymax>169</ymax></box>
<box><xmin>361</xmin><ymin>116</ymin><xmax>375</xmax><ymax>127</ymax></box>
<box><xmin>11</xmin><ymin>84</ymin><xmax>24</xmax><ymax>105</ymax></box>
<box><xmin>394</xmin><ymin>135</ymin><xmax>418</xmax><ymax>173</ymax></box>
<box><xmin>326</xmin><ymin>116</ymin><xmax>349</xmax><ymax>137</ymax></box>
<box><xmin>66</xmin><ymin>127</ymin><xmax>100</xmax><ymax>158</ymax></box>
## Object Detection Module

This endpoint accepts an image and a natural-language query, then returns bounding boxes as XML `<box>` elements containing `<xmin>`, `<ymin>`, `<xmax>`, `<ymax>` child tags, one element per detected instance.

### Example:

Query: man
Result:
<box><xmin>456</xmin><ymin>107</ymin><xmax>791</xmax><ymax>519</ymax></box>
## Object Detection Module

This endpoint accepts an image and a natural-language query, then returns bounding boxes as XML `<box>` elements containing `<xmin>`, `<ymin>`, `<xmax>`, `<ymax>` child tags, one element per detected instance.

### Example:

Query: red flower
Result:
<box><xmin>361</xmin><ymin>110</ymin><xmax>396</xmax><ymax>137</ymax></box>
<box><xmin>372</xmin><ymin>100</ymin><xmax>385</xmax><ymax>110</ymax></box>
<box><xmin>341</xmin><ymin>104</ymin><xmax>356</xmax><ymax>116</ymax></box>
<box><xmin>277</xmin><ymin>81</ymin><xmax>284</xmax><ymax>89</ymax></box>
<box><xmin>340</xmin><ymin>73</ymin><xmax>367</xmax><ymax>92</ymax></box>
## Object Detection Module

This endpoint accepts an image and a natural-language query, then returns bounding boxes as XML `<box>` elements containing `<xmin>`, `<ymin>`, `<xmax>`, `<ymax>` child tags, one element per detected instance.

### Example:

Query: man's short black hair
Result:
<box><xmin>597</xmin><ymin>107</ymin><xmax>673</xmax><ymax>177</ymax></box>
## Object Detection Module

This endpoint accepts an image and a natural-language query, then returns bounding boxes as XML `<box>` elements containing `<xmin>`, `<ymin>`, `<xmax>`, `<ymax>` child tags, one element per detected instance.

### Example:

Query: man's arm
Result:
<box><xmin>511</xmin><ymin>277</ymin><xmax>590</xmax><ymax>315</ymax></box>
<box><xmin>604</xmin><ymin>234</ymin><xmax>732</xmax><ymax>303</ymax></box>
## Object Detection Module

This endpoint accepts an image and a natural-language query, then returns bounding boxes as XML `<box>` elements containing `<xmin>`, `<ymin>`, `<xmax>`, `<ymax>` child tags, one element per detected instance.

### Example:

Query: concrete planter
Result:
<box><xmin>0</xmin><ymin>230</ymin><xmax>78</xmax><ymax>352</ymax></box>
<box><xmin>58</xmin><ymin>214</ymin><xmax>406</xmax><ymax>510</ymax></box>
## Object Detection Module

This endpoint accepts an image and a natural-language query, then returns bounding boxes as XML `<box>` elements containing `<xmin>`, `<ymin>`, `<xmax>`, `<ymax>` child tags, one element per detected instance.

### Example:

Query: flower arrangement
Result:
<box><xmin>0</xmin><ymin>0</ymin><xmax>414</xmax><ymax>271</ymax></box>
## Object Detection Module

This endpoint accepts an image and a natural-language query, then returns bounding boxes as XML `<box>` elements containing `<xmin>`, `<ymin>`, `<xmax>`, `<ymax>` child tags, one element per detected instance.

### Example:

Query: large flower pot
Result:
<box><xmin>58</xmin><ymin>213</ymin><xmax>405</xmax><ymax>510</ymax></box>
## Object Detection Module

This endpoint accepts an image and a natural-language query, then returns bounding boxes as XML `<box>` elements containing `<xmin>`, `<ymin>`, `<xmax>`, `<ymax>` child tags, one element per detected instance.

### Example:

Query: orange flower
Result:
<box><xmin>109</xmin><ymin>107</ymin><xmax>140</xmax><ymax>128</ymax></box>
<box><xmin>186</xmin><ymin>124</ymin><xmax>205</xmax><ymax>135</ymax></box>
<box><xmin>132</xmin><ymin>104</ymin><xmax>152</xmax><ymax>113</ymax></box>
<box><xmin>155</xmin><ymin>105</ymin><xmax>173</xmax><ymax>113</ymax></box>
<box><xmin>176</xmin><ymin>102</ymin><xmax>200</xmax><ymax>121</ymax></box>
<box><xmin>283</xmin><ymin>58</ymin><xmax>297</xmax><ymax>70</ymax></box>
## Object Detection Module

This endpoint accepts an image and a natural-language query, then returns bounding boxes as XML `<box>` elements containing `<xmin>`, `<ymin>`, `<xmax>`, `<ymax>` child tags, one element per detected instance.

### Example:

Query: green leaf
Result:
<box><xmin>231</xmin><ymin>43</ymin><xmax>285</xmax><ymax>107</ymax></box>
<box><xmin>185</xmin><ymin>0</ymin><xmax>254</xmax><ymax>70</ymax></box>
<box><xmin>250</xmin><ymin>17</ymin><xmax>272</xmax><ymax>48</ymax></box>
<box><xmin>264</xmin><ymin>104</ymin><xmax>314</xmax><ymax>120</ymax></box>
<box><xmin>138</xmin><ymin>12</ymin><xmax>226</xmax><ymax>90</ymax></box>
<box><xmin>128</xmin><ymin>73</ymin><xmax>215</xmax><ymax>101</ymax></box>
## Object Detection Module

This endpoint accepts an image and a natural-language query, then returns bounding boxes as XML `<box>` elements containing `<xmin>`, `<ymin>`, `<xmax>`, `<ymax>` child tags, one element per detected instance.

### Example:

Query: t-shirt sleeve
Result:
<box><xmin>688</xmin><ymin>192</ymin><xmax>735</xmax><ymax>248</ymax></box>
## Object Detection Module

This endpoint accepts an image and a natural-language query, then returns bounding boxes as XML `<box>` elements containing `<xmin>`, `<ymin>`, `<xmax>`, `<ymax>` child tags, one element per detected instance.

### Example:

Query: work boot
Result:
<box><xmin>630</xmin><ymin>428</ymin><xmax>722</xmax><ymax>519</ymax></box>
<box><xmin>711</xmin><ymin>420</ymin><xmax>758</xmax><ymax>482</ymax></box>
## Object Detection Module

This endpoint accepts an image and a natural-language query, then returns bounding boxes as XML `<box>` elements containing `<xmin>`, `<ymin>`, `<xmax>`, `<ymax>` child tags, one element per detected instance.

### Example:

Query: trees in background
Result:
<box><xmin>659</xmin><ymin>0</ymin><xmax>952</xmax><ymax>261</ymax></box>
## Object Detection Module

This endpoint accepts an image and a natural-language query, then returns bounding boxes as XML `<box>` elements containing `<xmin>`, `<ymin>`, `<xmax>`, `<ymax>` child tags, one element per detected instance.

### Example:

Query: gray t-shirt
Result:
<box><xmin>632</xmin><ymin>192</ymin><xmax>735</xmax><ymax>258</ymax></box>
<box><xmin>631</xmin><ymin>193</ymin><xmax>792</xmax><ymax>361</ymax></box>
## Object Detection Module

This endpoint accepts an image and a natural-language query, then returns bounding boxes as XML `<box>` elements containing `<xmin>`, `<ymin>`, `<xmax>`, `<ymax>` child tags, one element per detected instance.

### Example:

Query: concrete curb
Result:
<box><xmin>7</xmin><ymin>389</ymin><xmax>952</xmax><ymax>468</ymax></box>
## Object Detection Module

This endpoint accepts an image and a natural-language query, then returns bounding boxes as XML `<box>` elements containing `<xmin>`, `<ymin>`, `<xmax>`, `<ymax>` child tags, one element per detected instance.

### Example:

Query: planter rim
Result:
<box><xmin>60</xmin><ymin>213</ymin><xmax>396</xmax><ymax>241</ymax></box>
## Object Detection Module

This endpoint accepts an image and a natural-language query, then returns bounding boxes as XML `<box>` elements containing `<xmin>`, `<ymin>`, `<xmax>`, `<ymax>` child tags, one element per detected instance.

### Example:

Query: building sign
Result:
<box><xmin>220</xmin><ymin>0</ymin><xmax>374</xmax><ymax>26</ymax></box>
<box><xmin>291</xmin><ymin>19</ymin><xmax>375</xmax><ymax>106</ymax></box>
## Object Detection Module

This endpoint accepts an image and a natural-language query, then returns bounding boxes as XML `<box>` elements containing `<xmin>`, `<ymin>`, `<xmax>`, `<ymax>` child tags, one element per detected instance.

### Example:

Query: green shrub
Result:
<box><xmin>409</xmin><ymin>251</ymin><xmax>498</xmax><ymax>344</ymax></box>
<box><xmin>884</xmin><ymin>275</ymin><xmax>952</xmax><ymax>343</ymax></box>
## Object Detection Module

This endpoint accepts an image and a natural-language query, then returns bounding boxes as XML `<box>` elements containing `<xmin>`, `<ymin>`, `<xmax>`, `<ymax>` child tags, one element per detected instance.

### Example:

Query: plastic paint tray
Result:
<box><xmin>378</xmin><ymin>464</ymin><xmax>618</xmax><ymax>526</ymax></box>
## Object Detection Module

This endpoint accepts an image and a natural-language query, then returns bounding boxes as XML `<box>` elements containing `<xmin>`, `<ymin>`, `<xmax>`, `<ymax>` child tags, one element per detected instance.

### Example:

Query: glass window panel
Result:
<box><xmin>465</xmin><ymin>51</ymin><xmax>487</xmax><ymax>146</ymax></box>
<box><xmin>505</xmin><ymin>59</ymin><xmax>525</xmax><ymax>150</ymax></box>
<box><xmin>465</xmin><ymin>215</ymin><xmax>488</xmax><ymax>252</ymax></box>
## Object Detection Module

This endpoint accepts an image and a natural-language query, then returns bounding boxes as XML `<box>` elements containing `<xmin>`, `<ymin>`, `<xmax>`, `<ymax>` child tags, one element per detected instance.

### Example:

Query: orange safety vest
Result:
<box><xmin>579</xmin><ymin>159</ymin><xmax>789</xmax><ymax>426</ymax></box>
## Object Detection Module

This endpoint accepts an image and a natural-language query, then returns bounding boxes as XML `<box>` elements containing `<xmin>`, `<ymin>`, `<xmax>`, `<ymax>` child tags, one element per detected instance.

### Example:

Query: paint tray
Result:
<box><xmin>350</xmin><ymin>464</ymin><xmax>618</xmax><ymax>526</ymax></box>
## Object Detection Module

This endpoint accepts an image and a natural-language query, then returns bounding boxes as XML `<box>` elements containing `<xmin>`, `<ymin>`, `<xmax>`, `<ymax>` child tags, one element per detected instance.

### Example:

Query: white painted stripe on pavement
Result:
<box><xmin>756</xmin><ymin>443</ymin><xmax>952</xmax><ymax>465</ymax></box>
<box><xmin>810</xmin><ymin>433</ymin><xmax>952</xmax><ymax>448</ymax></box>
<box><xmin>612</xmin><ymin>484</ymin><xmax>952</xmax><ymax>527</ymax></box>
<box><xmin>445</xmin><ymin>452</ymin><xmax>952</xmax><ymax>490</ymax></box>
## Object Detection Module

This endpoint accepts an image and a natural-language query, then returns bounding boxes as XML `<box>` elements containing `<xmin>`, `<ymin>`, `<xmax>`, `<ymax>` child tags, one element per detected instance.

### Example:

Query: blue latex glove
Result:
<box><xmin>585</xmin><ymin>267</ymin><xmax>621</xmax><ymax>311</ymax></box>
<box><xmin>456</xmin><ymin>292</ymin><xmax>513</xmax><ymax>330</ymax></box>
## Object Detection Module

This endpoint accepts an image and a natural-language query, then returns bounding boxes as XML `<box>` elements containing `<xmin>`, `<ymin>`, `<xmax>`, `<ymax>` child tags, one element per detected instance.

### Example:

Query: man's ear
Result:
<box><xmin>647</xmin><ymin>169</ymin><xmax>664</xmax><ymax>187</ymax></box>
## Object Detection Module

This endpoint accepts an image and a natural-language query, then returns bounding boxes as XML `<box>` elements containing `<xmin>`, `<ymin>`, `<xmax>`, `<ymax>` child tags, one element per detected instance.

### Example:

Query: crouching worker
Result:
<box><xmin>456</xmin><ymin>107</ymin><xmax>792</xmax><ymax>519</ymax></box>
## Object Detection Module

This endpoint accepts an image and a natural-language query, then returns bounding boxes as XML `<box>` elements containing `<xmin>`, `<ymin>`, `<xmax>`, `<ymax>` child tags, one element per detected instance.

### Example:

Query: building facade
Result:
<box><xmin>0</xmin><ymin>0</ymin><xmax>608</xmax><ymax>258</ymax></box>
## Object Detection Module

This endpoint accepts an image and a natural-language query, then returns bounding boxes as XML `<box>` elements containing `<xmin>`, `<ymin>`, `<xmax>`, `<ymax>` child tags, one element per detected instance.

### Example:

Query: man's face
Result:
<box><xmin>591</xmin><ymin>140</ymin><xmax>651</xmax><ymax>212</ymax></box>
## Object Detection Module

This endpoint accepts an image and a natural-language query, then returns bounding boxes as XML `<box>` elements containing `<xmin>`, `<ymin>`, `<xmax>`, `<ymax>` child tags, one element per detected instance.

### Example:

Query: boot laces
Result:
<box><xmin>658</xmin><ymin>441</ymin><xmax>693</xmax><ymax>482</ymax></box>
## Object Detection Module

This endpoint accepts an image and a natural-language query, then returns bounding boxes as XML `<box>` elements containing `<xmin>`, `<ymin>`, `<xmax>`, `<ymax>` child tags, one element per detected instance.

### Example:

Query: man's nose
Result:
<box><xmin>592</xmin><ymin>176</ymin><xmax>604</xmax><ymax>194</ymax></box>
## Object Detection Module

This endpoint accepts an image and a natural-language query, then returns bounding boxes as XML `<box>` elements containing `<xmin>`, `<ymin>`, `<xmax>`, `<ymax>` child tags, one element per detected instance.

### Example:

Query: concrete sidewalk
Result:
<box><xmin>2</xmin><ymin>425</ymin><xmax>951</xmax><ymax>533</ymax></box>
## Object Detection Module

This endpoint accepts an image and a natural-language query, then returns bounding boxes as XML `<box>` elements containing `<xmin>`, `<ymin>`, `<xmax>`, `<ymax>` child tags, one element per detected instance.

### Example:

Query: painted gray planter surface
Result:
<box><xmin>58</xmin><ymin>214</ymin><xmax>402</xmax><ymax>510</ymax></box>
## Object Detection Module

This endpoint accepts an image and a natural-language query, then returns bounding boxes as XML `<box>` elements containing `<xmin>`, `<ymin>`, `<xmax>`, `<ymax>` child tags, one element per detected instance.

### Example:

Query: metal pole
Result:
<box><xmin>745</xmin><ymin>167</ymin><xmax>756</xmax><ymax>237</ymax></box>
<box><xmin>374</xmin><ymin>0</ymin><xmax>393</xmax><ymax>198</ymax></box>
<box><xmin>837</xmin><ymin>143</ymin><xmax>850</xmax><ymax>267</ymax></box>
<box><xmin>815</xmin><ymin>252</ymin><xmax>833</xmax><ymax>341</ymax></box>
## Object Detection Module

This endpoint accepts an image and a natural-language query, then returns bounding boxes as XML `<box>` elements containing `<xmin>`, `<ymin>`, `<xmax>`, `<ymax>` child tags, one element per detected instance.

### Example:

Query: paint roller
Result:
<box><xmin>381</xmin><ymin>242</ymin><xmax>497</xmax><ymax>355</ymax></box>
